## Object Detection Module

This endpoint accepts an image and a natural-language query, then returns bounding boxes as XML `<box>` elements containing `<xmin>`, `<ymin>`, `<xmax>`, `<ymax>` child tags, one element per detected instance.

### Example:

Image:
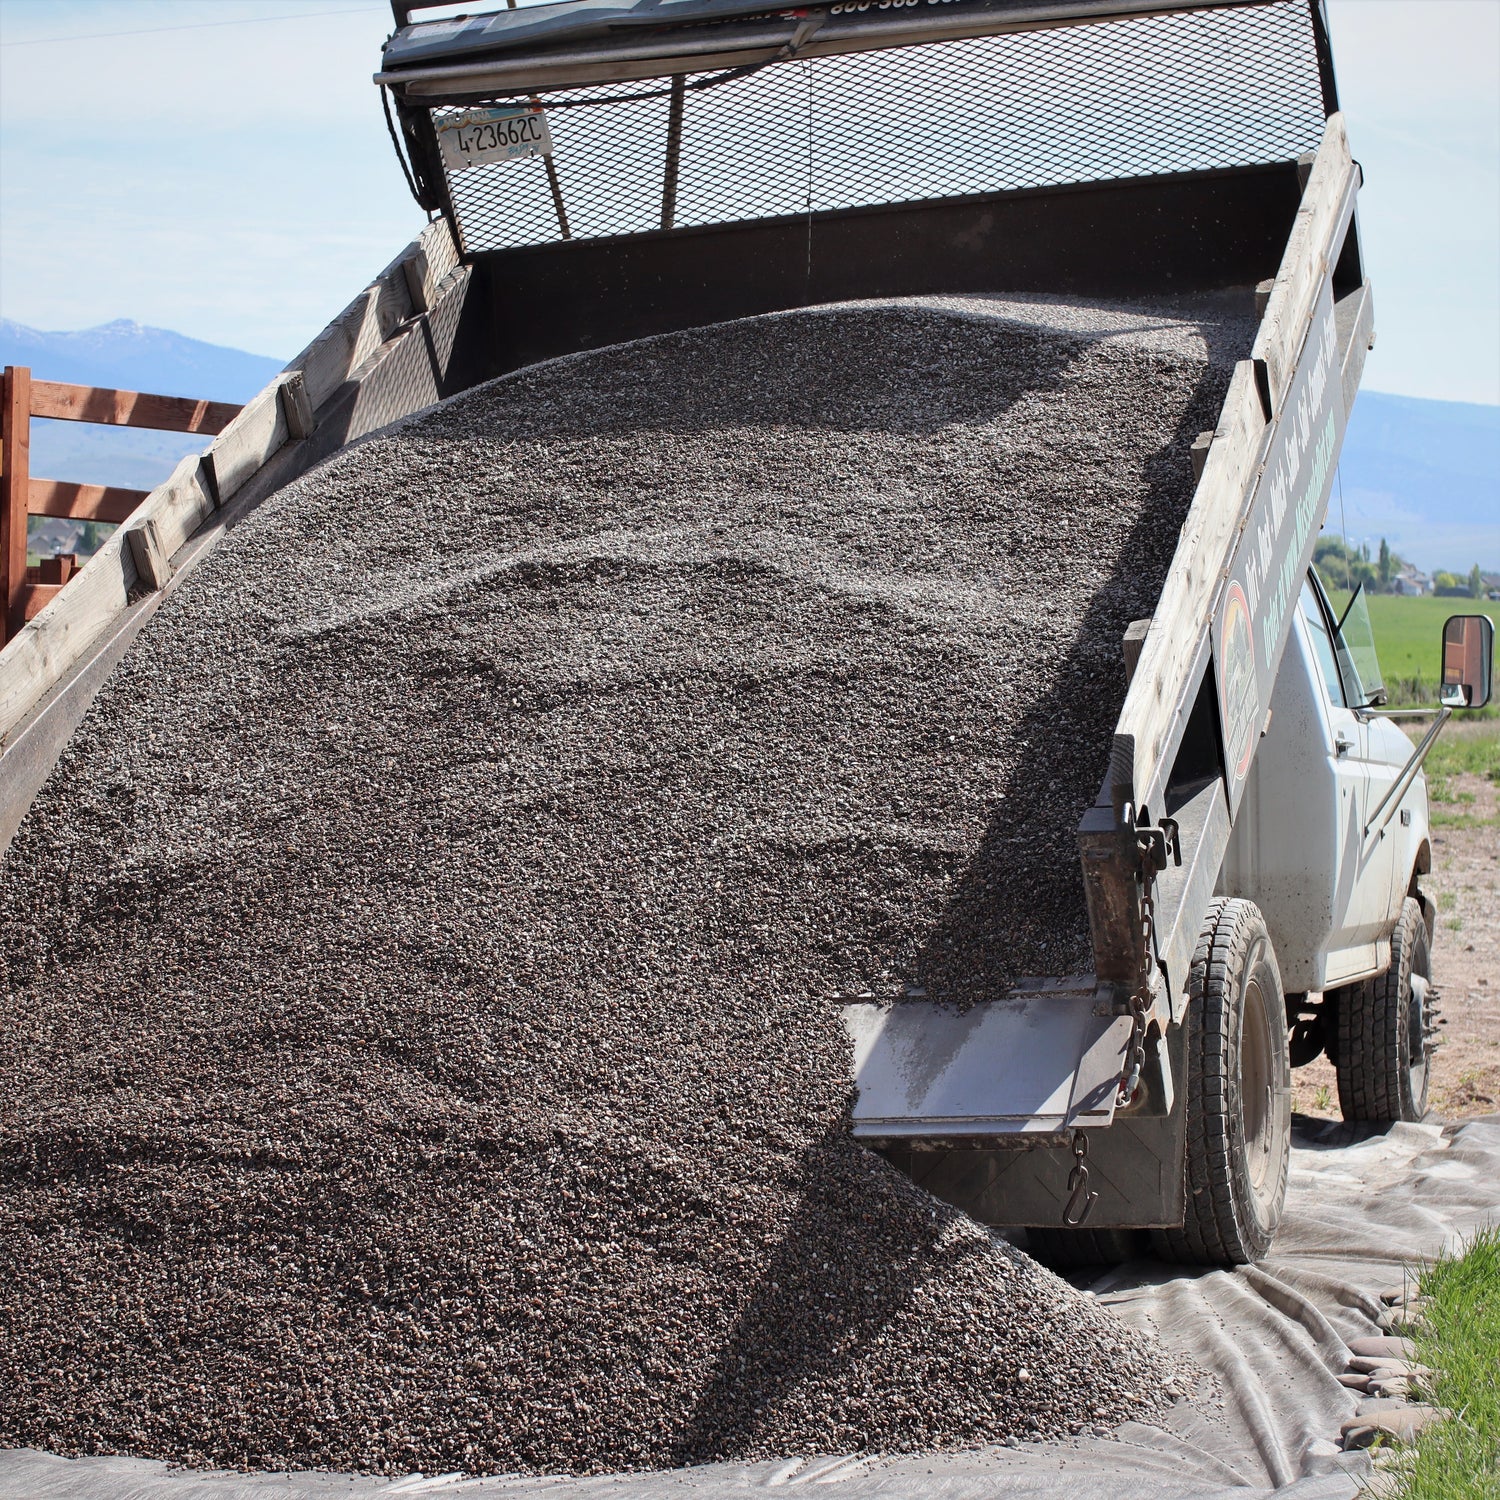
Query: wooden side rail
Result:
<box><xmin>27</xmin><ymin>480</ymin><xmax>149</xmax><ymax>524</ymax></box>
<box><xmin>28</xmin><ymin>379</ymin><xmax>240</xmax><ymax>435</ymax></box>
<box><xmin>1108</xmin><ymin>111</ymin><xmax>1359</xmax><ymax>817</ymax></box>
<box><xmin>0</xmin><ymin>367</ymin><xmax>243</xmax><ymax>641</ymax></box>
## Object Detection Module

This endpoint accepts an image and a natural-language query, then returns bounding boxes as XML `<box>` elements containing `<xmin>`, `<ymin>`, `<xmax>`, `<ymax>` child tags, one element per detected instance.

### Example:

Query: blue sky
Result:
<box><xmin>0</xmin><ymin>0</ymin><xmax>1497</xmax><ymax>404</ymax></box>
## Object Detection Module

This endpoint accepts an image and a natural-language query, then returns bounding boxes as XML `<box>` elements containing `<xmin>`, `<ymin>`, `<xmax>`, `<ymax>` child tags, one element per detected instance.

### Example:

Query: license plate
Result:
<box><xmin>437</xmin><ymin>105</ymin><xmax>553</xmax><ymax>173</ymax></box>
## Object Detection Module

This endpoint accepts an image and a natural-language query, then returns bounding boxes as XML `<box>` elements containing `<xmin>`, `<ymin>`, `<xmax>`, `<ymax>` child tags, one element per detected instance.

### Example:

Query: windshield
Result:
<box><xmin>1331</xmin><ymin>583</ymin><xmax>1387</xmax><ymax>708</ymax></box>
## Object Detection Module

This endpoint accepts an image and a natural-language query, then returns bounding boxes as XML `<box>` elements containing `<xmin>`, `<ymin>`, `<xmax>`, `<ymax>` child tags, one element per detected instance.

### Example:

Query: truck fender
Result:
<box><xmin>1411</xmin><ymin>863</ymin><xmax>1436</xmax><ymax>947</ymax></box>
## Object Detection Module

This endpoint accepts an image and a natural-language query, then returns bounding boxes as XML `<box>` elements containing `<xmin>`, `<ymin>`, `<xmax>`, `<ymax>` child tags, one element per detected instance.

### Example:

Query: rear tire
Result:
<box><xmin>1335</xmin><ymin>896</ymin><xmax>1432</xmax><ymax>1124</ymax></box>
<box><xmin>1151</xmin><ymin>898</ymin><xmax>1291</xmax><ymax>1266</ymax></box>
<box><xmin>1026</xmin><ymin>1226</ymin><xmax>1147</xmax><ymax>1268</ymax></box>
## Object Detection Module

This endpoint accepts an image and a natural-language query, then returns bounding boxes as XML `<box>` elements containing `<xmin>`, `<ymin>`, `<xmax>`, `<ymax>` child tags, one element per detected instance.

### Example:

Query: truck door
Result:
<box><xmin>1302</xmin><ymin>576</ymin><xmax>1398</xmax><ymax>969</ymax></box>
<box><xmin>1326</xmin><ymin>583</ymin><xmax>1411</xmax><ymax>925</ymax></box>
<box><xmin>1296</xmin><ymin>579</ymin><xmax>1377</xmax><ymax>975</ymax></box>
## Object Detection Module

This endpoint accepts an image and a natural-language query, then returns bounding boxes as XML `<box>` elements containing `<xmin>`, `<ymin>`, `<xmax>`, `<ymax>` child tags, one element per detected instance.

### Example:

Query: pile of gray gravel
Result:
<box><xmin>0</xmin><ymin>294</ymin><xmax>1248</xmax><ymax>1477</ymax></box>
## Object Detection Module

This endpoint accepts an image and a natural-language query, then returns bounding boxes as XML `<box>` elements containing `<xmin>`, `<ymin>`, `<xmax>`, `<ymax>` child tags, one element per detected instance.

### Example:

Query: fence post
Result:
<box><xmin>0</xmin><ymin>366</ymin><xmax>31</xmax><ymax>644</ymax></box>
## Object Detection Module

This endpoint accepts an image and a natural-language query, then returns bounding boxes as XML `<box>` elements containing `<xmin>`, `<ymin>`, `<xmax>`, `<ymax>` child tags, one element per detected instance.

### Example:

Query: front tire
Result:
<box><xmin>1152</xmin><ymin>898</ymin><xmax>1292</xmax><ymax>1265</ymax></box>
<box><xmin>1335</xmin><ymin>896</ymin><xmax>1432</xmax><ymax>1124</ymax></box>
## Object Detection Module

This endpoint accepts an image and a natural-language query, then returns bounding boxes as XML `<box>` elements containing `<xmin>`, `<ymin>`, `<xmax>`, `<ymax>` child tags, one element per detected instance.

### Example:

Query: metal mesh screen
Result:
<box><xmin>436</xmin><ymin>0</ymin><xmax>1327</xmax><ymax>254</ymax></box>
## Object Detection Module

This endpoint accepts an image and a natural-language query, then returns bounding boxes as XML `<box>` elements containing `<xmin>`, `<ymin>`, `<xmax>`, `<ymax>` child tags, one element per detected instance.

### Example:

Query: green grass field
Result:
<box><xmin>1327</xmin><ymin>592</ymin><xmax>1497</xmax><ymax>706</ymax></box>
<box><xmin>1387</xmin><ymin>1226</ymin><xmax>1500</xmax><ymax>1500</ymax></box>
<box><xmin>1413</xmin><ymin>720</ymin><xmax>1500</xmax><ymax>827</ymax></box>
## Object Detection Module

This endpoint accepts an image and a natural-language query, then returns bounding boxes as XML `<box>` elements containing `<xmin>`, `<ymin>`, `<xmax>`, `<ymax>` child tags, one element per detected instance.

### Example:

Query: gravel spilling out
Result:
<box><xmin>0</xmin><ymin>294</ymin><xmax>1249</xmax><ymax>1476</ymax></box>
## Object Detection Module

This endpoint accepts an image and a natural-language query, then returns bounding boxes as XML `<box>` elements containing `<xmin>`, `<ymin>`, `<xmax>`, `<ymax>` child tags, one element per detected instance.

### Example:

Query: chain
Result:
<box><xmin>1117</xmin><ymin>829</ymin><xmax>1159</xmax><ymax>1108</ymax></box>
<box><xmin>1062</xmin><ymin>1129</ymin><xmax>1098</xmax><ymax>1226</ymax></box>
<box><xmin>1060</xmin><ymin>819</ymin><xmax>1160</xmax><ymax>1225</ymax></box>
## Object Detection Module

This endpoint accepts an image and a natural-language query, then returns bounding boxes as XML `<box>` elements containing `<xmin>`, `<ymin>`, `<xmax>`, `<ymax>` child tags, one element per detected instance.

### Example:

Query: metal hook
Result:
<box><xmin>1062</xmin><ymin>1129</ymin><xmax>1098</xmax><ymax>1226</ymax></box>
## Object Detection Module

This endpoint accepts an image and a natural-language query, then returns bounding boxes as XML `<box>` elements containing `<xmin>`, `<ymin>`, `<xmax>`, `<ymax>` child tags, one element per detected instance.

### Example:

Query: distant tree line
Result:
<box><xmin>1313</xmin><ymin>536</ymin><xmax>1486</xmax><ymax>598</ymax></box>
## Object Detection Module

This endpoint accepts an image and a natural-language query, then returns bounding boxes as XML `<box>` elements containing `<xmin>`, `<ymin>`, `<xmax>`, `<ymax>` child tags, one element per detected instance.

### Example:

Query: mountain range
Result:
<box><xmin>0</xmin><ymin>320</ymin><xmax>284</xmax><ymax>499</ymax></box>
<box><xmin>0</xmin><ymin>319</ymin><xmax>282</xmax><ymax>403</ymax></box>
<box><xmin>2</xmin><ymin>318</ymin><xmax>1496</xmax><ymax>571</ymax></box>
<box><xmin>1337</xmin><ymin>391</ymin><xmax>1498</xmax><ymax>576</ymax></box>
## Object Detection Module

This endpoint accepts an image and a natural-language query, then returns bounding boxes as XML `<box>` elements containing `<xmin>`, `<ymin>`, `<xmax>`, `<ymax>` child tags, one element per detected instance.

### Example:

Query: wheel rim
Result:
<box><xmin>1241</xmin><ymin>964</ymin><xmax>1277</xmax><ymax>1199</ymax></box>
<box><xmin>1407</xmin><ymin>930</ymin><xmax>1432</xmax><ymax>1111</ymax></box>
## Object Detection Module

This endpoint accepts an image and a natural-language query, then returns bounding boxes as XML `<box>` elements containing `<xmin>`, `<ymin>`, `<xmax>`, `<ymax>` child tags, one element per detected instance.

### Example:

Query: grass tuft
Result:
<box><xmin>1404</xmin><ymin>722</ymin><xmax>1500</xmax><ymax>831</ymax></box>
<box><xmin>1381</xmin><ymin>1225</ymin><xmax>1500</xmax><ymax>1499</ymax></box>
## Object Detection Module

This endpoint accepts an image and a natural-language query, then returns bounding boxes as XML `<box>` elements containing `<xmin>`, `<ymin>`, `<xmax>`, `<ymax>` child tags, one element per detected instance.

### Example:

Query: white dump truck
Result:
<box><xmin>0</xmin><ymin>0</ymin><xmax>1492</xmax><ymax>1271</ymax></box>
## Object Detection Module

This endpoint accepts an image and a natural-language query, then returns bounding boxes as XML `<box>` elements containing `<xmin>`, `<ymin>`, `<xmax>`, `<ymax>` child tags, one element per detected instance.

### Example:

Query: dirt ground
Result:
<box><xmin>1291</xmin><ymin>748</ymin><xmax>1500</xmax><ymax>1123</ymax></box>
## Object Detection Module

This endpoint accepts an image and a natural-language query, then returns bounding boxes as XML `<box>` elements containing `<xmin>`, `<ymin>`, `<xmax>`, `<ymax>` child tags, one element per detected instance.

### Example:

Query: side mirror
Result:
<box><xmin>1440</xmin><ymin>614</ymin><xmax>1495</xmax><ymax>709</ymax></box>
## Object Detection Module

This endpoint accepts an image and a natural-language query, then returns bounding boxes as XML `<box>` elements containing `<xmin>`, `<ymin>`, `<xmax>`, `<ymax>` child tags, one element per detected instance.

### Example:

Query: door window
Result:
<box><xmin>1301</xmin><ymin>581</ymin><xmax>1347</xmax><ymax>708</ymax></box>
<box><xmin>1330</xmin><ymin>584</ymin><xmax>1388</xmax><ymax>708</ymax></box>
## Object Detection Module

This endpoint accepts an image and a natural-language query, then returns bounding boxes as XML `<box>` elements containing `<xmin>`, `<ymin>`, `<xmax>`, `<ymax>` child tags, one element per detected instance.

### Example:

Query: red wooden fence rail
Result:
<box><xmin>0</xmin><ymin>366</ymin><xmax>241</xmax><ymax>643</ymax></box>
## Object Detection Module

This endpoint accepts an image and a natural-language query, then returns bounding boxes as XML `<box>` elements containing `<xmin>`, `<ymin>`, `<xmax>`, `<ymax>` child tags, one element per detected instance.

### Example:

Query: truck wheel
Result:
<box><xmin>1151</xmin><ymin>898</ymin><xmax>1291</xmax><ymax>1266</ymax></box>
<box><xmin>1026</xmin><ymin>1227</ymin><xmax>1147</xmax><ymax>1269</ymax></box>
<box><xmin>1335</xmin><ymin>896</ymin><xmax>1432</xmax><ymax>1124</ymax></box>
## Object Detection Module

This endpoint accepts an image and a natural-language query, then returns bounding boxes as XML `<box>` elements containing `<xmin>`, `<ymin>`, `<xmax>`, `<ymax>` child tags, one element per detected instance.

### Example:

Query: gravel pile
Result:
<box><xmin>0</xmin><ymin>294</ymin><xmax>1248</xmax><ymax>1477</ymax></box>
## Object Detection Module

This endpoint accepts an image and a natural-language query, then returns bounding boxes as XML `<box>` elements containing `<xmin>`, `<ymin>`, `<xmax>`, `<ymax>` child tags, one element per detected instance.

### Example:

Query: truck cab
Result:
<box><xmin>1225</xmin><ymin>571</ymin><xmax>1428</xmax><ymax>993</ymax></box>
<box><xmin>1222</xmin><ymin>569</ymin><xmax>1440</xmax><ymax>1123</ymax></box>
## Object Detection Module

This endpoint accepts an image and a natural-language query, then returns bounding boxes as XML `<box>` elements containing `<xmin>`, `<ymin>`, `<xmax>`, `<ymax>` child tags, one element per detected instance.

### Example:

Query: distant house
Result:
<box><xmin>1483</xmin><ymin>572</ymin><xmax>1500</xmax><ymax>603</ymax></box>
<box><xmin>1393</xmin><ymin>564</ymin><xmax>1430</xmax><ymax>596</ymax></box>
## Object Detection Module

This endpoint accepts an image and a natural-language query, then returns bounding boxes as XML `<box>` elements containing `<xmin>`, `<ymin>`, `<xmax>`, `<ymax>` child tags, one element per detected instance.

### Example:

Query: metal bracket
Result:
<box><xmin>1136</xmin><ymin>815</ymin><xmax>1182</xmax><ymax>874</ymax></box>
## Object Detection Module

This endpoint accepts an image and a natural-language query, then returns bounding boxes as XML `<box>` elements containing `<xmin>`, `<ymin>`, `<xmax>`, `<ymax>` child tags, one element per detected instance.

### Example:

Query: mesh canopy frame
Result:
<box><xmin>424</xmin><ymin>0</ymin><xmax>1331</xmax><ymax>256</ymax></box>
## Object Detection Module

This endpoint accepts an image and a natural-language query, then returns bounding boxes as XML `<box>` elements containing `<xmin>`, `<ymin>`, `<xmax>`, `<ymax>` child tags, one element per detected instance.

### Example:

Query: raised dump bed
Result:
<box><xmin>0</xmin><ymin>0</ymin><xmax>1424</xmax><ymax>1475</ymax></box>
<box><xmin>3</xmin><ymin>0</ymin><xmax>1369</xmax><ymax>1155</ymax></box>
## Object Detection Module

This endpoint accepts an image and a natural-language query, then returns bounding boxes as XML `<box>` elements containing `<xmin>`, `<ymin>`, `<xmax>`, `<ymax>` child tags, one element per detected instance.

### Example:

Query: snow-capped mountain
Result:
<box><xmin>0</xmin><ymin>318</ymin><xmax>282</xmax><ymax>404</ymax></box>
<box><xmin>1</xmin><ymin>319</ymin><xmax>287</xmax><ymax>505</ymax></box>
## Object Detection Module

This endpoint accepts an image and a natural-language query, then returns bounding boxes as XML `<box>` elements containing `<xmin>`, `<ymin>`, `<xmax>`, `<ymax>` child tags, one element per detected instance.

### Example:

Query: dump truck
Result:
<box><xmin>0</xmin><ymin>0</ymin><xmax>1491</xmax><ymax>1271</ymax></box>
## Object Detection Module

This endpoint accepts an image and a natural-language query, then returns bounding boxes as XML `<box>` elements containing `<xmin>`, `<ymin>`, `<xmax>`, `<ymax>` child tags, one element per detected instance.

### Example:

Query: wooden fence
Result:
<box><xmin>0</xmin><ymin>366</ymin><xmax>241</xmax><ymax>642</ymax></box>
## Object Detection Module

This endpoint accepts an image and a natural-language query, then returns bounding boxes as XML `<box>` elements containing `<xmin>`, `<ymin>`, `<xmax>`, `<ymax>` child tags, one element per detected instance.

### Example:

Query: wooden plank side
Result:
<box><xmin>285</xmin><ymin>221</ymin><xmax>455</xmax><ymax>412</ymax></box>
<box><xmin>205</xmin><ymin>382</ymin><xmax>288</xmax><ymax>507</ymax></box>
<box><xmin>0</xmin><ymin>527</ymin><xmax>137</xmax><ymax>736</ymax></box>
<box><xmin>1250</xmin><ymin>113</ymin><xmax>1356</xmax><ymax>415</ymax></box>
<box><xmin>148</xmin><ymin>454</ymin><xmax>218</xmax><ymax>565</ymax></box>
<box><xmin>280</xmin><ymin>371</ymin><xmax>316</xmax><ymax>441</ymax></box>
<box><xmin>294</xmin><ymin>267</ymin><xmax>415</xmax><ymax>411</ymax></box>
<box><xmin>1</xmin><ymin>366</ymin><xmax>31</xmax><ymax>637</ymax></box>
<box><xmin>414</xmin><ymin>217</ymin><xmax>461</xmax><ymax>307</ymax></box>
<box><xmin>0</xmin><ymin>229</ymin><xmax>465</xmax><ymax>743</ymax></box>
<box><xmin>1110</xmin><ymin>117</ymin><xmax>1361</xmax><ymax>813</ymax></box>
<box><xmin>29</xmin><ymin>479</ymin><xmax>148</xmax><ymax>523</ymax></box>
<box><xmin>28</xmin><ymin>380</ymin><xmax>240</xmax><ymax>435</ymax></box>
<box><xmin>1111</xmin><ymin>363</ymin><xmax>1266</xmax><ymax>809</ymax></box>
<box><xmin>126</xmin><ymin>519</ymin><xmax>172</xmax><ymax>592</ymax></box>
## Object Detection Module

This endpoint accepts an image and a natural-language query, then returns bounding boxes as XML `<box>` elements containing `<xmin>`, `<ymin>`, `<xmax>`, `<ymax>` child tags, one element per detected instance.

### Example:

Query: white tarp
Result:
<box><xmin>6</xmin><ymin>1117</ymin><xmax>1497</xmax><ymax>1500</ymax></box>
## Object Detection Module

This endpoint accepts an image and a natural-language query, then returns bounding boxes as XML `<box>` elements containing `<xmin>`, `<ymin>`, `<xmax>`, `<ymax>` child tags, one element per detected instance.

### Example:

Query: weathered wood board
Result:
<box><xmin>1109</xmin><ymin>113</ymin><xmax>1362</xmax><ymax>818</ymax></box>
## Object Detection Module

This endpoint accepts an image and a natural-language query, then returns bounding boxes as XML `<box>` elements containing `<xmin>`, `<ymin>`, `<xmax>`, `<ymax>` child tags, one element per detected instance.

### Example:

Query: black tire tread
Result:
<box><xmin>1151</xmin><ymin>897</ymin><xmax>1290</xmax><ymax>1266</ymax></box>
<box><xmin>1335</xmin><ymin>896</ymin><xmax>1428</xmax><ymax>1124</ymax></box>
